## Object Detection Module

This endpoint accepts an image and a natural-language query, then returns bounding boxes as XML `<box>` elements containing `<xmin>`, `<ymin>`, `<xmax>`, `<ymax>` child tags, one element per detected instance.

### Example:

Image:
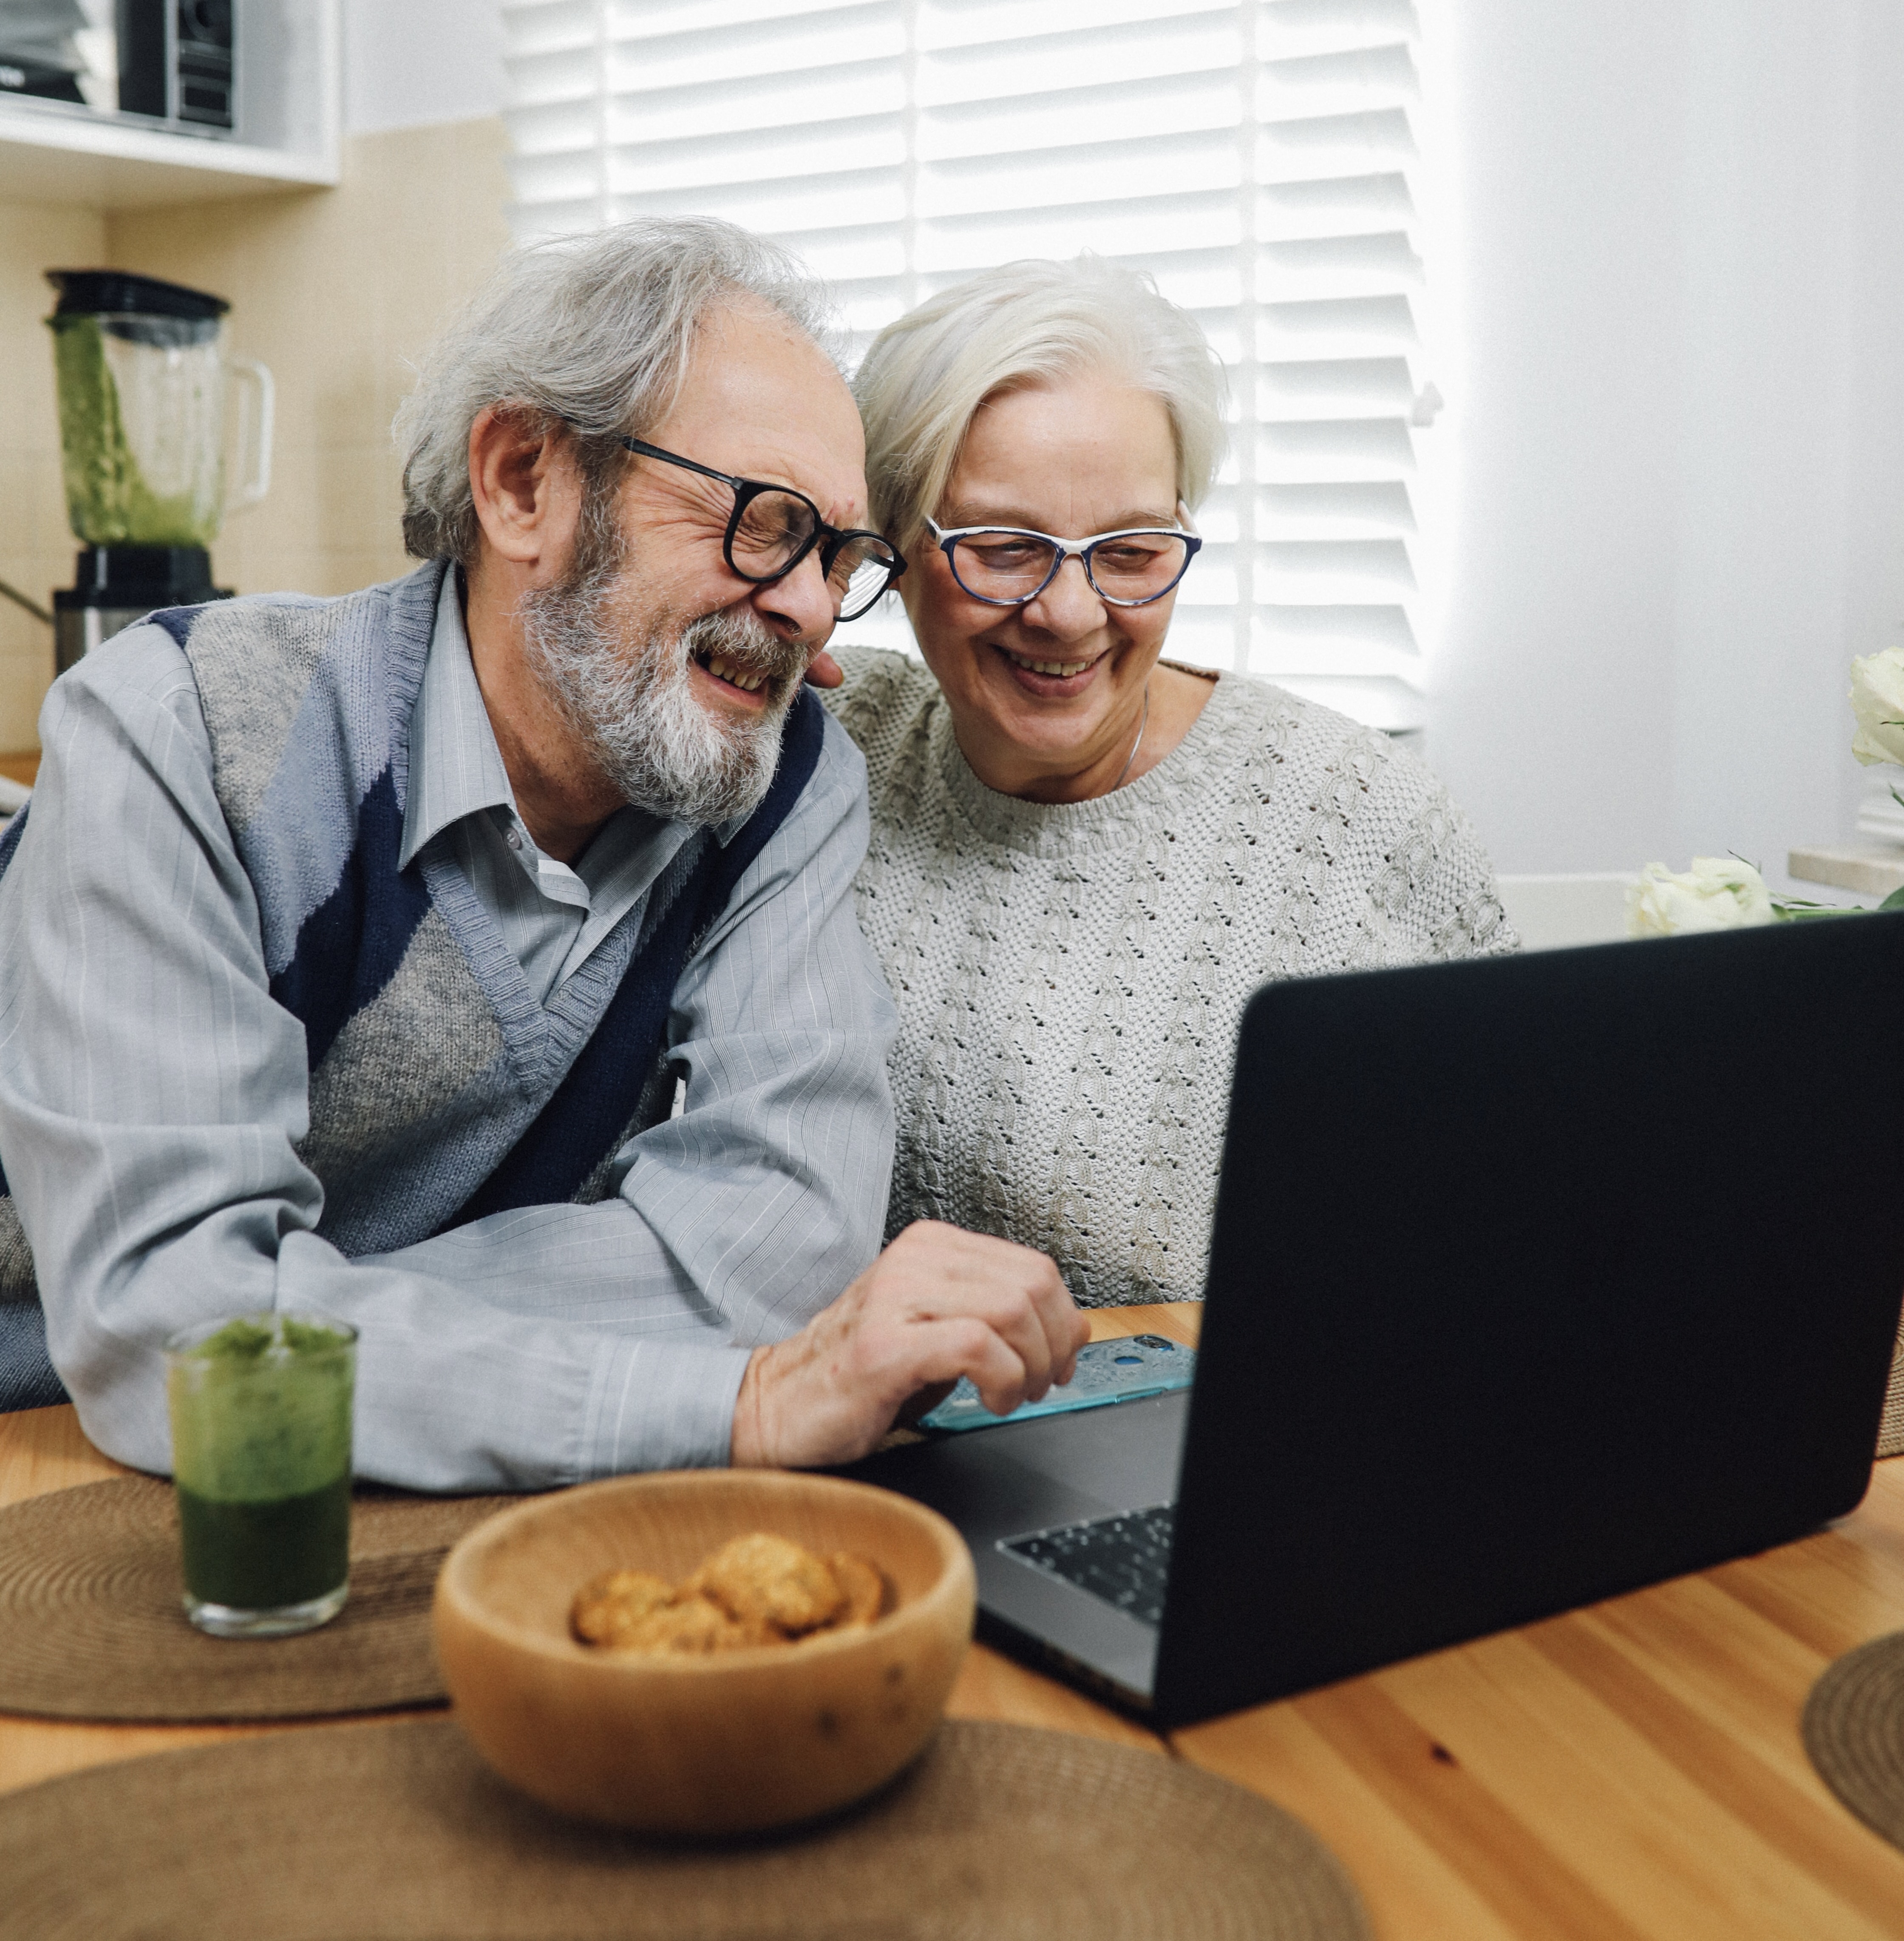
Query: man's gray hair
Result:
<box><xmin>853</xmin><ymin>255</ymin><xmax>1228</xmax><ymax>551</ymax></box>
<box><xmin>395</xmin><ymin>216</ymin><xmax>833</xmax><ymax>564</ymax></box>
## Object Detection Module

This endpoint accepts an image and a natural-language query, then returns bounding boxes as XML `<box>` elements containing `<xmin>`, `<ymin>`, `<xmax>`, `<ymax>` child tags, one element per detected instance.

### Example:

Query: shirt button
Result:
<box><xmin>506</xmin><ymin>828</ymin><xmax>522</xmax><ymax>851</ymax></box>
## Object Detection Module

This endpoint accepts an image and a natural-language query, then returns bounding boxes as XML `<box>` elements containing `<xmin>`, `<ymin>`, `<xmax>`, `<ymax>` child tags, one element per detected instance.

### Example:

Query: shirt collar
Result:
<box><xmin>400</xmin><ymin>567</ymin><xmax>518</xmax><ymax>871</ymax></box>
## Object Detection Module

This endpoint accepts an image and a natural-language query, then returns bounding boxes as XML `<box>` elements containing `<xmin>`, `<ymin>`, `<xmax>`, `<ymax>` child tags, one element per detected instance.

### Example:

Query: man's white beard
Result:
<box><xmin>518</xmin><ymin>552</ymin><xmax>805</xmax><ymax>828</ymax></box>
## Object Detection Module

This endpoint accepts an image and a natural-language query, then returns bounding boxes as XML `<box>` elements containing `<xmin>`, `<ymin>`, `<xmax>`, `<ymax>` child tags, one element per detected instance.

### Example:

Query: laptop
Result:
<box><xmin>844</xmin><ymin>915</ymin><xmax>1904</xmax><ymax>1729</ymax></box>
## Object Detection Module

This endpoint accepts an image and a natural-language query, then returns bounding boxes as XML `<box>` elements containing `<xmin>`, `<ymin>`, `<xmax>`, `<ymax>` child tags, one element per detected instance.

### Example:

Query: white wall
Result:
<box><xmin>342</xmin><ymin>0</ymin><xmax>502</xmax><ymax>135</ymax></box>
<box><xmin>1429</xmin><ymin>0</ymin><xmax>1904</xmax><ymax>887</ymax></box>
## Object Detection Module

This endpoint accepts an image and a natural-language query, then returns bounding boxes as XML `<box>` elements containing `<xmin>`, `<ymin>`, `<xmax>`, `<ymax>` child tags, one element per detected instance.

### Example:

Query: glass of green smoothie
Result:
<box><xmin>164</xmin><ymin>1312</ymin><xmax>357</xmax><ymax>1638</ymax></box>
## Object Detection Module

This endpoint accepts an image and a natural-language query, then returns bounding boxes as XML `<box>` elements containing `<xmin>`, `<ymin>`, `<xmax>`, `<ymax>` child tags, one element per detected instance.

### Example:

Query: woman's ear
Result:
<box><xmin>468</xmin><ymin>407</ymin><xmax>578</xmax><ymax>568</ymax></box>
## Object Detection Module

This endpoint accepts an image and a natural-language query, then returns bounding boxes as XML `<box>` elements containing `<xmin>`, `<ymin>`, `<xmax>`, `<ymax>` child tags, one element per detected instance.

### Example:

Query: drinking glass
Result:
<box><xmin>164</xmin><ymin>1311</ymin><xmax>356</xmax><ymax>1638</ymax></box>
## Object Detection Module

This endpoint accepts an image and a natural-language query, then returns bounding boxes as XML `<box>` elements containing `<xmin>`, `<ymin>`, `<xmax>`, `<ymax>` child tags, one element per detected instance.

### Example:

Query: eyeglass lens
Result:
<box><xmin>949</xmin><ymin>532</ymin><xmax>1191</xmax><ymax>606</ymax></box>
<box><xmin>730</xmin><ymin>488</ymin><xmax>899</xmax><ymax>620</ymax></box>
<box><xmin>730</xmin><ymin>490</ymin><xmax>819</xmax><ymax>577</ymax></box>
<box><xmin>829</xmin><ymin>535</ymin><xmax>901</xmax><ymax>619</ymax></box>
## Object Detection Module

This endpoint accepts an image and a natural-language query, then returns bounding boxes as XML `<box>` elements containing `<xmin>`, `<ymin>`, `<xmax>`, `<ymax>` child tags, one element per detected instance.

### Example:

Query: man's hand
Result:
<box><xmin>730</xmin><ymin>1221</ymin><xmax>1087</xmax><ymax>1469</ymax></box>
<box><xmin>803</xmin><ymin>649</ymin><xmax>844</xmax><ymax>689</ymax></box>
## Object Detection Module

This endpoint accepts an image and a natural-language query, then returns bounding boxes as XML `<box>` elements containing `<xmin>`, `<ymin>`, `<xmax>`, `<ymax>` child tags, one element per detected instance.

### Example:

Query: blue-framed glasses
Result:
<box><xmin>621</xmin><ymin>437</ymin><xmax>907</xmax><ymax>622</ymax></box>
<box><xmin>928</xmin><ymin>518</ymin><xmax>1201</xmax><ymax>609</ymax></box>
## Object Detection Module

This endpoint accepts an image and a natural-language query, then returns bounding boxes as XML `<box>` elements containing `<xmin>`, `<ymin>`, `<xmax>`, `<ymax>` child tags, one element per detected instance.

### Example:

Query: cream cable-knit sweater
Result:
<box><xmin>822</xmin><ymin>645</ymin><xmax>1518</xmax><ymax>1306</ymax></box>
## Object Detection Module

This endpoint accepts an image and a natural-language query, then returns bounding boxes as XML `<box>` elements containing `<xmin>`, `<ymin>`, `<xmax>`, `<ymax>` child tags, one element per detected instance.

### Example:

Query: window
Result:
<box><xmin>503</xmin><ymin>0</ymin><xmax>1440</xmax><ymax>730</ymax></box>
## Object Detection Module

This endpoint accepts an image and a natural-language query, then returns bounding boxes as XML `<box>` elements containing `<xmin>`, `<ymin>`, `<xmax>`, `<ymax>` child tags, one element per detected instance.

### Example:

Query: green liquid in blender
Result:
<box><xmin>49</xmin><ymin>315</ymin><xmax>220</xmax><ymax>547</ymax></box>
<box><xmin>167</xmin><ymin>1316</ymin><xmax>355</xmax><ymax>1614</ymax></box>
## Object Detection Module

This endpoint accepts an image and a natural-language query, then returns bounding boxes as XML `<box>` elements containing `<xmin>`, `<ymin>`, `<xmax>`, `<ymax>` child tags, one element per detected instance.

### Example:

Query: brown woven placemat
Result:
<box><xmin>1802</xmin><ymin>1628</ymin><xmax>1904</xmax><ymax>1849</ymax></box>
<box><xmin>0</xmin><ymin>1476</ymin><xmax>513</xmax><ymax>1722</ymax></box>
<box><xmin>0</xmin><ymin>1714</ymin><xmax>1369</xmax><ymax>1941</ymax></box>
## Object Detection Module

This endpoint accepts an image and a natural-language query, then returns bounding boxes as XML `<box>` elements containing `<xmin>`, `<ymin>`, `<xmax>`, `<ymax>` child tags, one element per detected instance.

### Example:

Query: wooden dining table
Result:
<box><xmin>5</xmin><ymin>1300</ymin><xmax>1904</xmax><ymax>1939</ymax></box>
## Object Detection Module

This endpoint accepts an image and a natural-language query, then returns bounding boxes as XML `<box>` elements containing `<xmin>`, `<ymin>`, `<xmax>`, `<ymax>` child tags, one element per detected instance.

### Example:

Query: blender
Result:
<box><xmin>45</xmin><ymin>269</ymin><xmax>272</xmax><ymax>673</ymax></box>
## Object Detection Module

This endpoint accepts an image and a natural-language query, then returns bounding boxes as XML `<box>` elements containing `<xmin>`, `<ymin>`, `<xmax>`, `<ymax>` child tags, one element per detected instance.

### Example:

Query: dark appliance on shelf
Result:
<box><xmin>116</xmin><ymin>0</ymin><xmax>234</xmax><ymax>132</ymax></box>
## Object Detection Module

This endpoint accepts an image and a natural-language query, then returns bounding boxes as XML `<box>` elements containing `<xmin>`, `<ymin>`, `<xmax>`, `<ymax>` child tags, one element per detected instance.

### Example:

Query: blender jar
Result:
<box><xmin>45</xmin><ymin>269</ymin><xmax>271</xmax><ymax>549</ymax></box>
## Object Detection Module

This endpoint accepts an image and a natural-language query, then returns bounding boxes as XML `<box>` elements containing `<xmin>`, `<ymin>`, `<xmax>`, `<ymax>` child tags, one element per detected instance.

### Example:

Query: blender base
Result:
<box><xmin>54</xmin><ymin>547</ymin><xmax>231</xmax><ymax>675</ymax></box>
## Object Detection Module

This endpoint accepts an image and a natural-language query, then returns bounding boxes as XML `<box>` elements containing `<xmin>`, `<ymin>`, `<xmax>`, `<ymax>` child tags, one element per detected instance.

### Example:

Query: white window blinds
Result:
<box><xmin>503</xmin><ymin>0</ymin><xmax>1439</xmax><ymax>730</ymax></box>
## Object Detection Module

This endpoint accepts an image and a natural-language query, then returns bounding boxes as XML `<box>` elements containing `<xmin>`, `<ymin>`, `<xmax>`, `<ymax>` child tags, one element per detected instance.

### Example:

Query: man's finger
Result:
<box><xmin>1021</xmin><ymin>1260</ymin><xmax>1088</xmax><ymax>1391</ymax></box>
<box><xmin>888</xmin><ymin>1224</ymin><xmax>1084</xmax><ymax>1399</ymax></box>
<box><xmin>890</xmin><ymin>1315</ymin><xmax>1030</xmax><ymax>1419</ymax></box>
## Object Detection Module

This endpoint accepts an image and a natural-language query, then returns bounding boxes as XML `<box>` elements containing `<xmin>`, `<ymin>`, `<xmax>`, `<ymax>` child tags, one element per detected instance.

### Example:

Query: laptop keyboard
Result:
<box><xmin>998</xmin><ymin>1503</ymin><xmax>1176</xmax><ymax>1628</ymax></box>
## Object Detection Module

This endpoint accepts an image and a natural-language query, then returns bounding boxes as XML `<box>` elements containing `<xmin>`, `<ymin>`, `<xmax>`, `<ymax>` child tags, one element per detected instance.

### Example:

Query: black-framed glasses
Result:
<box><xmin>621</xmin><ymin>437</ymin><xmax>907</xmax><ymax>622</ymax></box>
<box><xmin>928</xmin><ymin>518</ymin><xmax>1201</xmax><ymax>609</ymax></box>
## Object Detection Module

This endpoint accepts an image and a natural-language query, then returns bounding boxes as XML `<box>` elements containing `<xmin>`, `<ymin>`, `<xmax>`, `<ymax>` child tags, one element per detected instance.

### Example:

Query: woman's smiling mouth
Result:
<box><xmin>994</xmin><ymin>642</ymin><xmax>1103</xmax><ymax>683</ymax></box>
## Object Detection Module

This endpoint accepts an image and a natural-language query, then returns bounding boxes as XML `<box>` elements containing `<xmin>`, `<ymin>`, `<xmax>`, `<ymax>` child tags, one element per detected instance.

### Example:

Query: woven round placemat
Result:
<box><xmin>0</xmin><ymin>1714</ymin><xmax>1369</xmax><ymax>1941</ymax></box>
<box><xmin>0</xmin><ymin>1476</ymin><xmax>513</xmax><ymax>1722</ymax></box>
<box><xmin>1802</xmin><ymin>1628</ymin><xmax>1904</xmax><ymax>1850</ymax></box>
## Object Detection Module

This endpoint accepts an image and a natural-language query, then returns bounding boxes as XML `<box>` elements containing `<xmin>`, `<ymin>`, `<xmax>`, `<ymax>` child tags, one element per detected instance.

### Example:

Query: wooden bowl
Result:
<box><xmin>432</xmin><ymin>1470</ymin><xmax>975</xmax><ymax>1835</ymax></box>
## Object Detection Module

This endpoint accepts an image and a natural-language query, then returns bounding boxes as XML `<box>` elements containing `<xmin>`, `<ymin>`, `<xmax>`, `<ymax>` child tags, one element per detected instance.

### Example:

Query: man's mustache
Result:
<box><xmin>678</xmin><ymin>610</ymin><xmax>809</xmax><ymax>697</ymax></box>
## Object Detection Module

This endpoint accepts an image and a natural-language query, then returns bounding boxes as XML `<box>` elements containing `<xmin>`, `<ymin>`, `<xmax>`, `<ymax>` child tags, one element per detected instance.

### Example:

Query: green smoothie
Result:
<box><xmin>48</xmin><ymin>314</ymin><xmax>221</xmax><ymax>547</ymax></box>
<box><xmin>165</xmin><ymin>1314</ymin><xmax>356</xmax><ymax>1623</ymax></box>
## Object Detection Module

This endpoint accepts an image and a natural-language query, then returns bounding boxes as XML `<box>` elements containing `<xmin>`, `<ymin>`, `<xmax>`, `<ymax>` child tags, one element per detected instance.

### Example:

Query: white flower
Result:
<box><xmin>1850</xmin><ymin>648</ymin><xmax>1904</xmax><ymax>767</ymax></box>
<box><xmin>1626</xmin><ymin>857</ymin><xmax>1776</xmax><ymax>937</ymax></box>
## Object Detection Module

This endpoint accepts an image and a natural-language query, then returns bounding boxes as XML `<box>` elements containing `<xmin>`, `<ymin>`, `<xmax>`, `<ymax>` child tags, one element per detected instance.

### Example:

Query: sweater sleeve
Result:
<box><xmin>1371</xmin><ymin>746</ymin><xmax>1520</xmax><ymax>962</ymax></box>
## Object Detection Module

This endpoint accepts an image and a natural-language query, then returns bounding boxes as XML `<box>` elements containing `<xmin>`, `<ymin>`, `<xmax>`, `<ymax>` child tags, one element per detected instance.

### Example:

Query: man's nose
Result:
<box><xmin>1019</xmin><ymin>553</ymin><xmax>1104</xmax><ymax>641</ymax></box>
<box><xmin>751</xmin><ymin>547</ymin><xmax>836</xmax><ymax>647</ymax></box>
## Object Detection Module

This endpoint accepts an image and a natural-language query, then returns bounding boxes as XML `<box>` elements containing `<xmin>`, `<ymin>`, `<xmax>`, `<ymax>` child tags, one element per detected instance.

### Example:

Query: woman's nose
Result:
<box><xmin>1020</xmin><ymin>553</ymin><xmax>1104</xmax><ymax>640</ymax></box>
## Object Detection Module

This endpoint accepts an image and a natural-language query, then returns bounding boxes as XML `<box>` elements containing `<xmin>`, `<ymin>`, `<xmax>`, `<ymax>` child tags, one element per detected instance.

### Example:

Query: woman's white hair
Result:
<box><xmin>395</xmin><ymin>216</ymin><xmax>832</xmax><ymax>564</ymax></box>
<box><xmin>853</xmin><ymin>255</ymin><xmax>1228</xmax><ymax>550</ymax></box>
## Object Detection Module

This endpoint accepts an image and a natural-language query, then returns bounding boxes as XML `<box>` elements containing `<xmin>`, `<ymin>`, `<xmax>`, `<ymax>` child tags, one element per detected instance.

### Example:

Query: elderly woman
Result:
<box><xmin>819</xmin><ymin>257</ymin><xmax>1515</xmax><ymax>1307</ymax></box>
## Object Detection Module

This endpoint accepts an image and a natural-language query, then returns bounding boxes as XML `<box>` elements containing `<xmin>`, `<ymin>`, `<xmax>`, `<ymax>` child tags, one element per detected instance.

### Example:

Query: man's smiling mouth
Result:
<box><xmin>692</xmin><ymin>649</ymin><xmax>773</xmax><ymax>694</ymax></box>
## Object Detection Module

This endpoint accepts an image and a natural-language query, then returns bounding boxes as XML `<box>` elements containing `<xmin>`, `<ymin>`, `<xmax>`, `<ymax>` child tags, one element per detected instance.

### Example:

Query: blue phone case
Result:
<box><xmin>916</xmin><ymin>1333</ymin><xmax>1197</xmax><ymax>1434</ymax></box>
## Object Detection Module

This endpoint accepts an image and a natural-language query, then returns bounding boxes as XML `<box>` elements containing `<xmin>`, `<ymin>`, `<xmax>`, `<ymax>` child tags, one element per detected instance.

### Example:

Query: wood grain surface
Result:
<box><xmin>1173</xmin><ymin>1457</ymin><xmax>1904</xmax><ymax>1939</ymax></box>
<box><xmin>6</xmin><ymin>1302</ymin><xmax>1904</xmax><ymax>1939</ymax></box>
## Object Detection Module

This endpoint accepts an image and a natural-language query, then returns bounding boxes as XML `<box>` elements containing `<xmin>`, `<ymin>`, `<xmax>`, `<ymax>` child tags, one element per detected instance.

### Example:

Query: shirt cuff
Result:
<box><xmin>582</xmin><ymin>1336</ymin><xmax>753</xmax><ymax>1473</ymax></box>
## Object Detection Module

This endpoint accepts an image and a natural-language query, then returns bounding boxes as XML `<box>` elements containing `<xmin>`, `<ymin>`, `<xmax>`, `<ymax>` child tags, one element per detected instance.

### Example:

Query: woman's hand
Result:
<box><xmin>729</xmin><ymin>1220</ymin><xmax>1087</xmax><ymax>1469</ymax></box>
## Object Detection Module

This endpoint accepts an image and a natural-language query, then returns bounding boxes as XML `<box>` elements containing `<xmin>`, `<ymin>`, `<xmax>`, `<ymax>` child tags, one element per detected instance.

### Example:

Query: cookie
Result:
<box><xmin>689</xmin><ymin>1532</ymin><xmax>847</xmax><ymax>1636</ymax></box>
<box><xmin>825</xmin><ymin>1551</ymin><xmax>887</xmax><ymax>1629</ymax></box>
<box><xmin>570</xmin><ymin>1568</ymin><xmax>674</xmax><ymax>1647</ymax></box>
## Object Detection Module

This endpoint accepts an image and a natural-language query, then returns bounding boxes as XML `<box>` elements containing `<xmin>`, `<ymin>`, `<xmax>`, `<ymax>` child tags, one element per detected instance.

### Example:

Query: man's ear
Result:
<box><xmin>468</xmin><ymin>406</ymin><xmax>575</xmax><ymax>568</ymax></box>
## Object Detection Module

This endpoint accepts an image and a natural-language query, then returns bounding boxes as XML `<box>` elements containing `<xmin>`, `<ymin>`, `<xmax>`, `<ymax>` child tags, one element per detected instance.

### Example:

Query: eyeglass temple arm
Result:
<box><xmin>618</xmin><ymin>437</ymin><xmax>745</xmax><ymax>490</ymax></box>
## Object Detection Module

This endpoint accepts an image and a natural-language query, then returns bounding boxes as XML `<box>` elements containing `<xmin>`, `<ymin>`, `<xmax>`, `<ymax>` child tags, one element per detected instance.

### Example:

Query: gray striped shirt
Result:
<box><xmin>0</xmin><ymin>594</ymin><xmax>897</xmax><ymax>1491</ymax></box>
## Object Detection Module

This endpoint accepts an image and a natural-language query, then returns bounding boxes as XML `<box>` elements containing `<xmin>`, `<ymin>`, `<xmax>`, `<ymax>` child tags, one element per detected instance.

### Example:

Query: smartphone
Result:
<box><xmin>915</xmin><ymin>1333</ymin><xmax>1197</xmax><ymax>1434</ymax></box>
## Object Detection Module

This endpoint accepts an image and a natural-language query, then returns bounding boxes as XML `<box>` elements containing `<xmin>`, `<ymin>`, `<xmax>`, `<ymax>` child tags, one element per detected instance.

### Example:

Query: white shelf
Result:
<box><xmin>0</xmin><ymin>0</ymin><xmax>338</xmax><ymax>210</ymax></box>
<box><xmin>1787</xmin><ymin>845</ymin><xmax>1904</xmax><ymax>899</ymax></box>
<box><xmin>0</xmin><ymin>109</ymin><xmax>336</xmax><ymax>206</ymax></box>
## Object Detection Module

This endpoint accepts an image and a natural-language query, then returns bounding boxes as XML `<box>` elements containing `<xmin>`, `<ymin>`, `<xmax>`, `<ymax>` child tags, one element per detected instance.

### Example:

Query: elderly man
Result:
<box><xmin>0</xmin><ymin>218</ymin><xmax>1085</xmax><ymax>1489</ymax></box>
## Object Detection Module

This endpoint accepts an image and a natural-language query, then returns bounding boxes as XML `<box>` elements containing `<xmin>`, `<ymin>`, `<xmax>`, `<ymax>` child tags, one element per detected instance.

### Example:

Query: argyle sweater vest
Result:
<box><xmin>0</xmin><ymin>561</ymin><xmax>824</xmax><ymax>1408</ymax></box>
